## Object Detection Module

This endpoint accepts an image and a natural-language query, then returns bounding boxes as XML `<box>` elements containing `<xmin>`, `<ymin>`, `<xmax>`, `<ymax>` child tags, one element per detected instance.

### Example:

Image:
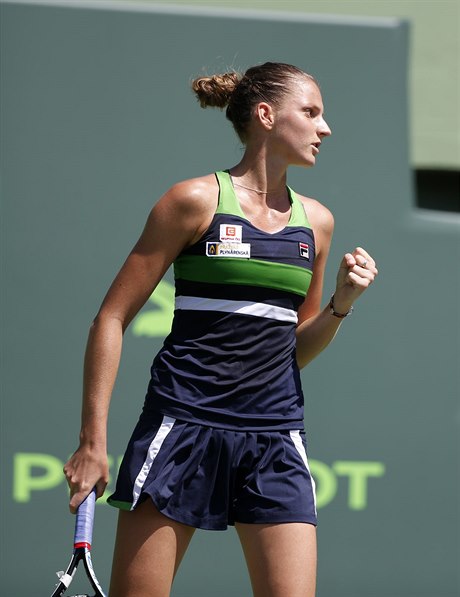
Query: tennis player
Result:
<box><xmin>64</xmin><ymin>62</ymin><xmax>378</xmax><ymax>597</ymax></box>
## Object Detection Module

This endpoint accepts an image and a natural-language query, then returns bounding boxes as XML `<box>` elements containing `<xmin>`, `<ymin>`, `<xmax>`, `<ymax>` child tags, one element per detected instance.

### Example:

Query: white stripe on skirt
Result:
<box><xmin>289</xmin><ymin>430</ymin><xmax>317</xmax><ymax>515</ymax></box>
<box><xmin>131</xmin><ymin>415</ymin><xmax>176</xmax><ymax>510</ymax></box>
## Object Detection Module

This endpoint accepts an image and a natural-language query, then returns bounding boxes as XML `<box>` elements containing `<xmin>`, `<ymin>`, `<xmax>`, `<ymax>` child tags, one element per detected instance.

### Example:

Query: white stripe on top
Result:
<box><xmin>131</xmin><ymin>415</ymin><xmax>176</xmax><ymax>510</ymax></box>
<box><xmin>289</xmin><ymin>430</ymin><xmax>317</xmax><ymax>515</ymax></box>
<box><xmin>175</xmin><ymin>295</ymin><xmax>298</xmax><ymax>323</ymax></box>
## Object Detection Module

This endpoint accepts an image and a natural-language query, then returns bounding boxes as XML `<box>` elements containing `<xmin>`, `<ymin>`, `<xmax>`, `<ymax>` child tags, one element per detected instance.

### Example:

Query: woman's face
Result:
<box><xmin>269</xmin><ymin>77</ymin><xmax>332</xmax><ymax>168</ymax></box>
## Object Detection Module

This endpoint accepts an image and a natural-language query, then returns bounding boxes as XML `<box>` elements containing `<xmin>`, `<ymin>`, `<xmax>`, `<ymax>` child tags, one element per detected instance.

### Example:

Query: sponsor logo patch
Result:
<box><xmin>299</xmin><ymin>242</ymin><xmax>310</xmax><ymax>260</ymax></box>
<box><xmin>219</xmin><ymin>224</ymin><xmax>243</xmax><ymax>242</ymax></box>
<box><xmin>206</xmin><ymin>242</ymin><xmax>251</xmax><ymax>258</ymax></box>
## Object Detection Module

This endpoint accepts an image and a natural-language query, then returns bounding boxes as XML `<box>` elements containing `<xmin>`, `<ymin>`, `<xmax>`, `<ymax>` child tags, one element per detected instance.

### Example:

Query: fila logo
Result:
<box><xmin>220</xmin><ymin>224</ymin><xmax>243</xmax><ymax>242</ymax></box>
<box><xmin>299</xmin><ymin>242</ymin><xmax>310</xmax><ymax>260</ymax></box>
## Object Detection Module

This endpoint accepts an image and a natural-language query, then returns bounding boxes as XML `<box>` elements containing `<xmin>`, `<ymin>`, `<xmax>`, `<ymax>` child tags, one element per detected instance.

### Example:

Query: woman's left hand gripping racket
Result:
<box><xmin>50</xmin><ymin>489</ymin><xmax>107</xmax><ymax>597</ymax></box>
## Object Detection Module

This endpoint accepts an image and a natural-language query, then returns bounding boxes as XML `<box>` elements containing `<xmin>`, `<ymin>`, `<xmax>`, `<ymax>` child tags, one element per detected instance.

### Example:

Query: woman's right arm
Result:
<box><xmin>63</xmin><ymin>176</ymin><xmax>216</xmax><ymax>512</ymax></box>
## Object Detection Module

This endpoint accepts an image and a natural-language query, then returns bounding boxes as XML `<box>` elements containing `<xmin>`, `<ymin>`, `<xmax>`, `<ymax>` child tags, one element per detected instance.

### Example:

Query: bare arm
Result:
<box><xmin>295</xmin><ymin>199</ymin><xmax>378</xmax><ymax>369</ymax></box>
<box><xmin>64</xmin><ymin>176</ymin><xmax>217</xmax><ymax>512</ymax></box>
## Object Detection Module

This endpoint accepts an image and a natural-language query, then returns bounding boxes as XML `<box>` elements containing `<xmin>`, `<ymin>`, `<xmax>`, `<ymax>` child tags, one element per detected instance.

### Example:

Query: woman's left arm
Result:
<box><xmin>295</xmin><ymin>200</ymin><xmax>378</xmax><ymax>369</ymax></box>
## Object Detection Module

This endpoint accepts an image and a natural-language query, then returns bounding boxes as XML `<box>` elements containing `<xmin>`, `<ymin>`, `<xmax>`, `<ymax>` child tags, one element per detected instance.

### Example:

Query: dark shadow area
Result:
<box><xmin>415</xmin><ymin>169</ymin><xmax>460</xmax><ymax>212</ymax></box>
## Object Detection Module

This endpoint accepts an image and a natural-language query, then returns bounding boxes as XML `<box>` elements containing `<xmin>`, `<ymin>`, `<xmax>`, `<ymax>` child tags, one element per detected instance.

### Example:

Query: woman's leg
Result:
<box><xmin>236</xmin><ymin>522</ymin><xmax>317</xmax><ymax>597</ymax></box>
<box><xmin>109</xmin><ymin>500</ymin><xmax>195</xmax><ymax>597</ymax></box>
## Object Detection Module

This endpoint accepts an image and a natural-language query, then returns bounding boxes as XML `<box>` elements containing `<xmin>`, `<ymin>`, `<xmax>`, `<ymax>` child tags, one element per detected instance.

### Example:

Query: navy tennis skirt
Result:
<box><xmin>108</xmin><ymin>411</ymin><xmax>317</xmax><ymax>530</ymax></box>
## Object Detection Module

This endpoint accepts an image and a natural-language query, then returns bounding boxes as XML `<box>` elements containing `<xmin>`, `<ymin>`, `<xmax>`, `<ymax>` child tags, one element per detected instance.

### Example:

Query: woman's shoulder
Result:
<box><xmin>157</xmin><ymin>173</ymin><xmax>217</xmax><ymax>215</ymax></box>
<box><xmin>155</xmin><ymin>172</ymin><xmax>217</xmax><ymax>214</ymax></box>
<box><xmin>296</xmin><ymin>193</ymin><xmax>334</xmax><ymax>236</ymax></box>
<box><xmin>166</xmin><ymin>173</ymin><xmax>218</xmax><ymax>202</ymax></box>
<box><xmin>154</xmin><ymin>173</ymin><xmax>220</xmax><ymax>244</ymax></box>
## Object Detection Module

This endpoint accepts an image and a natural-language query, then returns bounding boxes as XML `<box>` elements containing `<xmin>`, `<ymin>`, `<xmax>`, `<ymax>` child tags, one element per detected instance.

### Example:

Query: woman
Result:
<box><xmin>64</xmin><ymin>62</ymin><xmax>377</xmax><ymax>597</ymax></box>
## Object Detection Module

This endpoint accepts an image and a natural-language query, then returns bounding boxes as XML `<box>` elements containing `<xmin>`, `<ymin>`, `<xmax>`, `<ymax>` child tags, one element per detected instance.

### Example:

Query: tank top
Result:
<box><xmin>146</xmin><ymin>170</ymin><xmax>316</xmax><ymax>430</ymax></box>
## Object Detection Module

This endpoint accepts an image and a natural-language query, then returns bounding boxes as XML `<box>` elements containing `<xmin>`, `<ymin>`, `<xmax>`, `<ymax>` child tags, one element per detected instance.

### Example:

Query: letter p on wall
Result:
<box><xmin>13</xmin><ymin>453</ymin><xmax>64</xmax><ymax>502</ymax></box>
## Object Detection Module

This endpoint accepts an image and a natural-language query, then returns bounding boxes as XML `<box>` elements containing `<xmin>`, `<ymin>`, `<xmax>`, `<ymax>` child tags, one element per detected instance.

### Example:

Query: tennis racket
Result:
<box><xmin>50</xmin><ymin>488</ymin><xmax>107</xmax><ymax>597</ymax></box>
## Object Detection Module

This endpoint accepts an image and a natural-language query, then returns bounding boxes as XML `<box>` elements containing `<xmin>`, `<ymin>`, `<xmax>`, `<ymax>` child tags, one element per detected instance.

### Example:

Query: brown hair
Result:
<box><xmin>191</xmin><ymin>62</ymin><xmax>316</xmax><ymax>142</ymax></box>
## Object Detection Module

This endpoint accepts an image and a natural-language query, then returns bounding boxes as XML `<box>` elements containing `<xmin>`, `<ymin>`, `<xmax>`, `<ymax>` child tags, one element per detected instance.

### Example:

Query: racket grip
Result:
<box><xmin>74</xmin><ymin>488</ymin><xmax>96</xmax><ymax>549</ymax></box>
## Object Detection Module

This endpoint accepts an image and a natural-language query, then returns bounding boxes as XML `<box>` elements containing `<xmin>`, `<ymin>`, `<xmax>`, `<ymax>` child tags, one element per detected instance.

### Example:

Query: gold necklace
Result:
<box><xmin>231</xmin><ymin>180</ymin><xmax>282</xmax><ymax>195</ymax></box>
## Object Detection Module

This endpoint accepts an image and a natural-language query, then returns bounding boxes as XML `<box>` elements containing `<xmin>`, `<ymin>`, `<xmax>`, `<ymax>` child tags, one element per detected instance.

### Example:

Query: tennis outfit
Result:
<box><xmin>108</xmin><ymin>171</ymin><xmax>317</xmax><ymax>529</ymax></box>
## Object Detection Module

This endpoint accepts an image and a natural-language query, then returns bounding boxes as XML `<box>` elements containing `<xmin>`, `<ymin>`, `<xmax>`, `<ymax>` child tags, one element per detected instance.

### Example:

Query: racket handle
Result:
<box><xmin>74</xmin><ymin>488</ymin><xmax>96</xmax><ymax>549</ymax></box>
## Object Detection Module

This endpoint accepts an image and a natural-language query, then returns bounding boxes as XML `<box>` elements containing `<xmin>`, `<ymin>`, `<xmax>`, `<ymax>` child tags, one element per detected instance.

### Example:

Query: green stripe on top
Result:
<box><xmin>287</xmin><ymin>186</ymin><xmax>311</xmax><ymax>229</ymax></box>
<box><xmin>174</xmin><ymin>254</ymin><xmax>312</xmax><ymax>297</ymax></box>
<box><xmin>215</xmin><ymin>170</ymin><xmax>247</xmax><ymax>218</ymax></box>
<box><xmin>215</xmin><ymin>170</ymin><xmax>311</xmax><ymax>230</ymax></box>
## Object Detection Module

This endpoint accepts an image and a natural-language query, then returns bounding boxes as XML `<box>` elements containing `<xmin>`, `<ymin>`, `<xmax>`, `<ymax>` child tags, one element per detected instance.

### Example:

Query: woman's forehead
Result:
<box><xmin>285</xmin><ymin>77</ymin><xmax>323</xmax><ymax>106</ymax></box>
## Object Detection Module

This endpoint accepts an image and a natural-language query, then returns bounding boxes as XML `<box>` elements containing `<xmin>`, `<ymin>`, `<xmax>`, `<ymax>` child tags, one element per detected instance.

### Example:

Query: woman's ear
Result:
<box><xmin>256</xmin><ymin>102</ymin><xmax>275</xmax><ymax>131</ymax></box>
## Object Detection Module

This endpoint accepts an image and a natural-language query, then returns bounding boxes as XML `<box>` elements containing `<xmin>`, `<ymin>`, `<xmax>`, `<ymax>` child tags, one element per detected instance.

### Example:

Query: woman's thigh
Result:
<box><xmin>109</xmin><ymin>500</ymin><xmax>195</xmax><ymax>597</ymax></box>
<box><xmin>236</xmin><ymin>521</ymin><xmax>317</xmax><ymax>597</ymax></box>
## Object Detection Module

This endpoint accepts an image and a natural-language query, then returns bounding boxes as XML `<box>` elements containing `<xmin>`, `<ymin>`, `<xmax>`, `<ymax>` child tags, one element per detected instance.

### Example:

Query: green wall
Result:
<box><xmin>121</xmin><ymin>0</ymin><xmax>460</xmax><ymax>169</ymax></box>
<box><xmin>1</xmin><ymin>2</ymin><xmax>459</xmax><ymax>596</ymax></box>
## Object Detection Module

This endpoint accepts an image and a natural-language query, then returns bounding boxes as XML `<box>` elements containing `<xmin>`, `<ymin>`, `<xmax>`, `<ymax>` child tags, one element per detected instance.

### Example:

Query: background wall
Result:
<box><xmin>120</xmin><ymin>0</ymin><xmax>460</xmax><ymax>213</ymax></box>
<box><xmin>1</xmin><ymin>1</ymin><xmax>459</xmax><ymax>596</ymax></box>
<box><xmin>114</xmin><ymin>0</ymin><xmax>460</xmax><ymax>170</ymax></box>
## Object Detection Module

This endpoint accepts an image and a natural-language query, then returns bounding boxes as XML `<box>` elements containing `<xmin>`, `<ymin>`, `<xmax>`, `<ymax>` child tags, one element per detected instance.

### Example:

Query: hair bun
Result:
<box><xmin>191</xmin><ymin>72</ymin><xmax>242</xmax><ymax>108</ymax></box>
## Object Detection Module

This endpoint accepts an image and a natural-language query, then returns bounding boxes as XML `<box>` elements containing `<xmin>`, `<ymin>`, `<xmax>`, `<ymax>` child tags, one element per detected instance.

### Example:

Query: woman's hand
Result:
<box><xmin>63</xmin><ymin>446</ymin><xmax>109</xmax><ymax>514</ymax></box>
<box><xmin>333</xmin><ymin>247</ymin><xmax>378</xmax><ymax>314</ymax></box>
<box><xmin>296</xmin><ymin>246</ymin><xmax>378</xmax><ymax>368</ymax></box>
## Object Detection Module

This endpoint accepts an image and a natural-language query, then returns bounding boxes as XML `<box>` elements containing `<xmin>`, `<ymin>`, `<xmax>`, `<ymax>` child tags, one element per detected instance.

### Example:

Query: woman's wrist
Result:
<box><xmin>328</xmin><ymin>294</ymin><xmax>353</xmax><ymax>319</ymax></box>
<box><xmin>78</xmin><ymin>429</ymin><xmax>107</xmax><ymax>451</ymax></box>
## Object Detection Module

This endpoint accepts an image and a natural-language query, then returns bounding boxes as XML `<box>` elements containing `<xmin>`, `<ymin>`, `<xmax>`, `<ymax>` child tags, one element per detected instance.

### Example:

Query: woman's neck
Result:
<box><xmin>229</xmin><ymin>148</ymin><xmax>288</xmax><ymax>197</ymax></box>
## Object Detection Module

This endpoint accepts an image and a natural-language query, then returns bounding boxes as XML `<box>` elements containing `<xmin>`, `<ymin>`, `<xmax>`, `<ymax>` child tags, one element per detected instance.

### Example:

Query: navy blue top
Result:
<box><xmin>145</xmin><ymin>171</ymin><xmax>316</xmax><ymax>430</ymax></box>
